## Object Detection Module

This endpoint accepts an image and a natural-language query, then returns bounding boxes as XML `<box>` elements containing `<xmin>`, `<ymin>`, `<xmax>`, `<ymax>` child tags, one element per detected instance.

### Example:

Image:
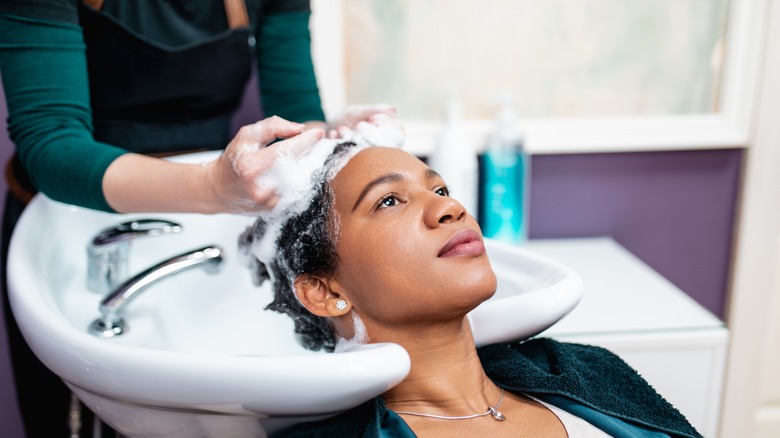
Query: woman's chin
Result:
<box><xmin>454</xmin><ymin>280</ymin><xmax>499</xmax><ymax>315</ymax></box>
<box><xmin>471</xmin><ymin>268</ymin><xmax>499</xmax><ymax>299</ymax></box>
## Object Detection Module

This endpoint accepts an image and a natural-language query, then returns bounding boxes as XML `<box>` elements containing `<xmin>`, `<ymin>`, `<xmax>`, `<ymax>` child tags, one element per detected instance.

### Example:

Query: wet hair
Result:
<box><xmin>238</xmin><ymin>141</ymin><xmax>362</xmax><ymax>352</ymax></box>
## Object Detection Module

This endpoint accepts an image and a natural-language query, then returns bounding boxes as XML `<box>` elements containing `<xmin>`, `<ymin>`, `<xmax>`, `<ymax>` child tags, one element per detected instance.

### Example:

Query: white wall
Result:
<box><xmin>720</xmin><ymin>1</ymin><xmax>780</xmax><ymax>435</ymax></box>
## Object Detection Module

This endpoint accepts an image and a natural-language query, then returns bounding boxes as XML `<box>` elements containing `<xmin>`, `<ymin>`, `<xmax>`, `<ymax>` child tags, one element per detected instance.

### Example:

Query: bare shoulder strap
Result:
<box><xmin>224</xmin><ymin>0</ymin><xmax>249</xmax><ymax>29</ymax></box>
<box><xmin>82</xmin><ymin>0</ymin><xmax>104</xmax><ymax>10</ymax></box>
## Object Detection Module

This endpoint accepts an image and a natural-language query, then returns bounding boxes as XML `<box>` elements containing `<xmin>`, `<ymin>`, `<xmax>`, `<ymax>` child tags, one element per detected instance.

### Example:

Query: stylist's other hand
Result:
<box><xmin>325</xmin><ymin>104</ymin><xmax>397</xmax><ymax>138</ymax></box>
<box><xmin>207</xmin><ymin>116</ymin><xmax>325</xmax><ymax>214</ymax></box>
<box><xmin>351</xmin><ymin>112</ymin><xmax>405</xmax><ymax>148</ymax></box>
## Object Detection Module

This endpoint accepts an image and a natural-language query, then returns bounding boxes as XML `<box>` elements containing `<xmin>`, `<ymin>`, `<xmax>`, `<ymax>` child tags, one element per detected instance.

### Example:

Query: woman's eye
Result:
<box><xmin>375</xmin><ymin>194</ymin><xmax>400</xmax><ymax>210</ymax></box>
<box><xmin>435</xmin><ymin>186</ymin><xmax>450</xmax><ymax>197</ymax></box>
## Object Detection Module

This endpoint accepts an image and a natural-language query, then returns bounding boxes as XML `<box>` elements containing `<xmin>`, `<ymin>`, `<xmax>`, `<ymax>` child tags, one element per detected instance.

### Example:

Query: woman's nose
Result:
<box><xmin>424</xmin><ymin>194</ymin><xmax>467</xmax><ymax>227</ymax></box>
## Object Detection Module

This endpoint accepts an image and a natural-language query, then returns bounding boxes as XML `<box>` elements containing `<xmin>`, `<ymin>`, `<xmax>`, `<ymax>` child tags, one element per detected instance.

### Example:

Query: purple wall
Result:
<box><xmin>529</xmin><ymin>150</ymin><xmax>741</xmax><ymax>317</ymax></box>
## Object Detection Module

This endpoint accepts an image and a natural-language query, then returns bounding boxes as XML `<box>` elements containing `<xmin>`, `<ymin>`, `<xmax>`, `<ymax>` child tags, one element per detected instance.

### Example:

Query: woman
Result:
<box><xmin>239</xmin><ymin>143</ymin><xmax>702</xmax><ymax>437</ymax></box>
<box><xmin>0</xmin><ymin>1</ymin><xmax>396</xmax><ymax>435</ymax></box>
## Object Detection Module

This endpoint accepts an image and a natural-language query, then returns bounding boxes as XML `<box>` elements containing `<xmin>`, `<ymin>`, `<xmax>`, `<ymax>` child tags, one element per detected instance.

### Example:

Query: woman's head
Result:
<box><xmin>240</xmin><ymin>145</ymin><xmax>497</xmax><ymax>352</ymax></box>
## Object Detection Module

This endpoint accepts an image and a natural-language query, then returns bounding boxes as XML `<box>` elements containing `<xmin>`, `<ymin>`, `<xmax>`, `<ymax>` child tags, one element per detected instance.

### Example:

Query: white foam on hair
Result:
<box><xmin>334</xmin><ymin>312</ymin><xmax>370</xmax><ymax>352</ymax></box>
<box><xmin>251</xmin><ymin>137</ymin><xmax>339</xmax><ymax>265</ymax></box>
<box><xmin>248</xmin><ymin>127</ymin><xmax>392</xmax><ymax>269</ymax></box>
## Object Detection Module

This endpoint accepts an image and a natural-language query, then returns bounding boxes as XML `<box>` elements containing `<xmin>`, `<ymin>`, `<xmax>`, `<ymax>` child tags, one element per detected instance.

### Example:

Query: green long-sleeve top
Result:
<box><xmin>0</xmin><ymin>0</ymin><xmax>325</xmax><ymax>211</ymax></box>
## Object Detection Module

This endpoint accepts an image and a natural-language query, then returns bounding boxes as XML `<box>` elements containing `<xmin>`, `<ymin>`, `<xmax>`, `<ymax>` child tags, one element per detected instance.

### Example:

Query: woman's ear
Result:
<box><xmin>294</xmin><ymin>274</ymin><xmax>351</xmax><ymax>317</ymax></box>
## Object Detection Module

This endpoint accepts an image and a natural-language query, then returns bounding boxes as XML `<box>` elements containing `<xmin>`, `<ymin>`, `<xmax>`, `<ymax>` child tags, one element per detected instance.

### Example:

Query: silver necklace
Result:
<box><xmin>394</xmin><ymin>388</ymin><xmax>506</xmax><ymax>421</ymax></box>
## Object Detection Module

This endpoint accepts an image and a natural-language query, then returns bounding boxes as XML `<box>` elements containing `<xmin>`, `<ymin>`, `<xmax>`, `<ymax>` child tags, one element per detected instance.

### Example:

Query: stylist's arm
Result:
<box><xmin>102</xmin><ymin>117</ymin><xmax>324</xmax><ymax>215</ymax></box>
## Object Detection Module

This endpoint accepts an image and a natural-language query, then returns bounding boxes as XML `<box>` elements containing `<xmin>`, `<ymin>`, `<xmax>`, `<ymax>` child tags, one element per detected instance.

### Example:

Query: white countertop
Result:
<box><xmin>525</xmin><ymin>237</ymin><xmax>726</xmax><ymax>338</ymax></box>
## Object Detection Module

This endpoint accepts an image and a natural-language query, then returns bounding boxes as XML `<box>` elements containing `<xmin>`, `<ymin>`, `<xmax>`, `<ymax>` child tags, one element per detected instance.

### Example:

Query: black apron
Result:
<box><xmin>78</xmin><ymin>0</ymin><xmax>254</xmax><ymax>153</ymax></box>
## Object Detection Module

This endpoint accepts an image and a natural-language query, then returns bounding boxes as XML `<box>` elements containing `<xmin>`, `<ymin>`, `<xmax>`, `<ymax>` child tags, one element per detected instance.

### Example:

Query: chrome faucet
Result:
<box><xmin>87</xmin><ymin>219</ymin><xmax>183</xmax><ymax>294</ymax></box>
<box><xmin>89</xmin><ymin>245</ymin><xmax>224</xmax><ymax>338</ymax></box>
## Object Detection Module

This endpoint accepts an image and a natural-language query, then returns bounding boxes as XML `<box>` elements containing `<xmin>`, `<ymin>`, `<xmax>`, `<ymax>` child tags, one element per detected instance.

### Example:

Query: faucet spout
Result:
<box><xmin>89</xmin><ymin>245</ymin><xmax>224</xmax><ymax>338</ymax></box>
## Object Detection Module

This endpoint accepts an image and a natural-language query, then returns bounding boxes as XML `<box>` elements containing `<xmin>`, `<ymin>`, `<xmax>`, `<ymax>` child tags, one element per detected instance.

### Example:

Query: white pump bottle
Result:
<box><xmin>427</xmin><ymin>98</ymin><xmax>479</xmax><ymax>216</ymax></box>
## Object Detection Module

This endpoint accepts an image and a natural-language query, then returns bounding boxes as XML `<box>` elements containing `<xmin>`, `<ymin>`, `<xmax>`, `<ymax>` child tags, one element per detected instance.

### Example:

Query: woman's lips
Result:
<box><xmin>438</xmin><ymin>229</ymin><xmax>486</xmax><ymax>257</ymax></box>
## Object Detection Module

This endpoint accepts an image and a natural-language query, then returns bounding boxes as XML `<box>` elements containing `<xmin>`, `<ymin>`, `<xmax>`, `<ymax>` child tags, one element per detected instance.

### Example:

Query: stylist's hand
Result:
<box><xmin>326</xmin><ymin>104</ymin><xmax>404</xmax><ymax>148</ymax></box>
<box><xmin>208</xmin><ymin>116</ymin><xmax>324</xmax><ymax>214</ymax></box>
<box><xmin>325</xmin><ymin>104</ymin><xmax>397</xmax><ymax>138</ymax></box>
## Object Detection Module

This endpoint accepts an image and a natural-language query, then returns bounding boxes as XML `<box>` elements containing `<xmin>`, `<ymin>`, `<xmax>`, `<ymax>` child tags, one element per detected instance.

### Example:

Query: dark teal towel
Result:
<box><xmin>480</xmin><ymin>338</ymin><xmax>702</xmax><ymax>438</ymax></box>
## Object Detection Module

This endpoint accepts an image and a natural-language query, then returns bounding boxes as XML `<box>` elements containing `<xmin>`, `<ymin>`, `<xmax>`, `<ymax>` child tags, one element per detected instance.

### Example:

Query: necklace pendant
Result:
<box><xmin>488</xmin><ymin>406</ymin><xmax>506</xmax><ymax>421</ymax></box>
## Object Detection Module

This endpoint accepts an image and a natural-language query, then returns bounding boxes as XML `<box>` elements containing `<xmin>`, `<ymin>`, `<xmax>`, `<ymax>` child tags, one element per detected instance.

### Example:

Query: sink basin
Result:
<box><xmin>7</xmin><ymin>151</ymin><xmax>583</xmax><ymax>437</ymax></box>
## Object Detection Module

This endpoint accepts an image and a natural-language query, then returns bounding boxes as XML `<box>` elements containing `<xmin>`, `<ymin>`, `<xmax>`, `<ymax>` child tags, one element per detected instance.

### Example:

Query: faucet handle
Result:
<box><xmin>87</xmin><ymin>219</ymin><xmax>183</xmax><ymax>294</ymax></box>
<box><xmin>90</xmin><ymin>219</ymin><xmax>183</xmax><ymax>248</ymax></box>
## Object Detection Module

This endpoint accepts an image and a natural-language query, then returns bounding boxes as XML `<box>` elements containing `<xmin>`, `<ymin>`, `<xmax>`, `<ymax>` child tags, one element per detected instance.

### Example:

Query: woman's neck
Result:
<box><xmin>365</xmin><ymin>320</ymin><xmax>568</xmax><ymax>437</ymax></box>
<box><xmin>379</xmin><ymin>319</ymin><xmax>500</xmax><ymax>414</ymax></box>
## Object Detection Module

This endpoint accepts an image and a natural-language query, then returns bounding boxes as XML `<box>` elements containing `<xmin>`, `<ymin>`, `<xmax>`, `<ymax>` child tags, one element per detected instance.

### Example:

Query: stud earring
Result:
<box><xmin>335</xmin><ymin>299</ymin><xmax>348</xmax><ymax>311</ymax></box>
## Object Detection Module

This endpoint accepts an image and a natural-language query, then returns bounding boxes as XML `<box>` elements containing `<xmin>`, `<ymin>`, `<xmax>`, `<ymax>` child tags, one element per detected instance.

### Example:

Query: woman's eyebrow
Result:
<box><xmin>352</xmin><ymin>173</ymin><xmax>404</xmax><ymax>211</ymax></box>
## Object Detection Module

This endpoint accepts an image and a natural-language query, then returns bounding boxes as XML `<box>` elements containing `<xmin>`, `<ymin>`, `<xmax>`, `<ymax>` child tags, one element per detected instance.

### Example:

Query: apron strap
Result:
<box><xmin>81</xmin><ymin>0</ymin><xmax>249</xmax><ymax>29</ymax></box>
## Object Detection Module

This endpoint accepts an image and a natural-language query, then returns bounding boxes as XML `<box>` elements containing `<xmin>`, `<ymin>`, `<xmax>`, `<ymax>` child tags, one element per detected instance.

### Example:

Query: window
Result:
<box><xmin>311</xmin><ymin>0</ymin><xmax>758</xmax><ymax>155</ymax></box>
<box><xmin>341</xmin><ymin>0</ymin><xmax>729</xmax><ymax>120</ymax></box>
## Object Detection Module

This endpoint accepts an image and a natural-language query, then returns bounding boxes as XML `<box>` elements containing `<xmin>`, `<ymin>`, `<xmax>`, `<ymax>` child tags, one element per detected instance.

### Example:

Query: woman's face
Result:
<box><xmin>327</xmin><ymin>147</ymin><xmax>497</xmax><ymax>336</ymax></box>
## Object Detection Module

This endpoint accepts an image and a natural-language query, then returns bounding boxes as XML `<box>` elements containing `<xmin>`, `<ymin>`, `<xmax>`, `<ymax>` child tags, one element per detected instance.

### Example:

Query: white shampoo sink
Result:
<box><xmin>7</xmin><ymin>151</ymin><xmax>583</xmax><ymax>437</ymax></box>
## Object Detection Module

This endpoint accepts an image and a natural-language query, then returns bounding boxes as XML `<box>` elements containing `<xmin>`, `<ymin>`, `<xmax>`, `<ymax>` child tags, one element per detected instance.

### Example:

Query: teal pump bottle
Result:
<box><xmin>479</xmin><ymin>97</ymin><xmax>529</xmax><ymax>243</ymax></box>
